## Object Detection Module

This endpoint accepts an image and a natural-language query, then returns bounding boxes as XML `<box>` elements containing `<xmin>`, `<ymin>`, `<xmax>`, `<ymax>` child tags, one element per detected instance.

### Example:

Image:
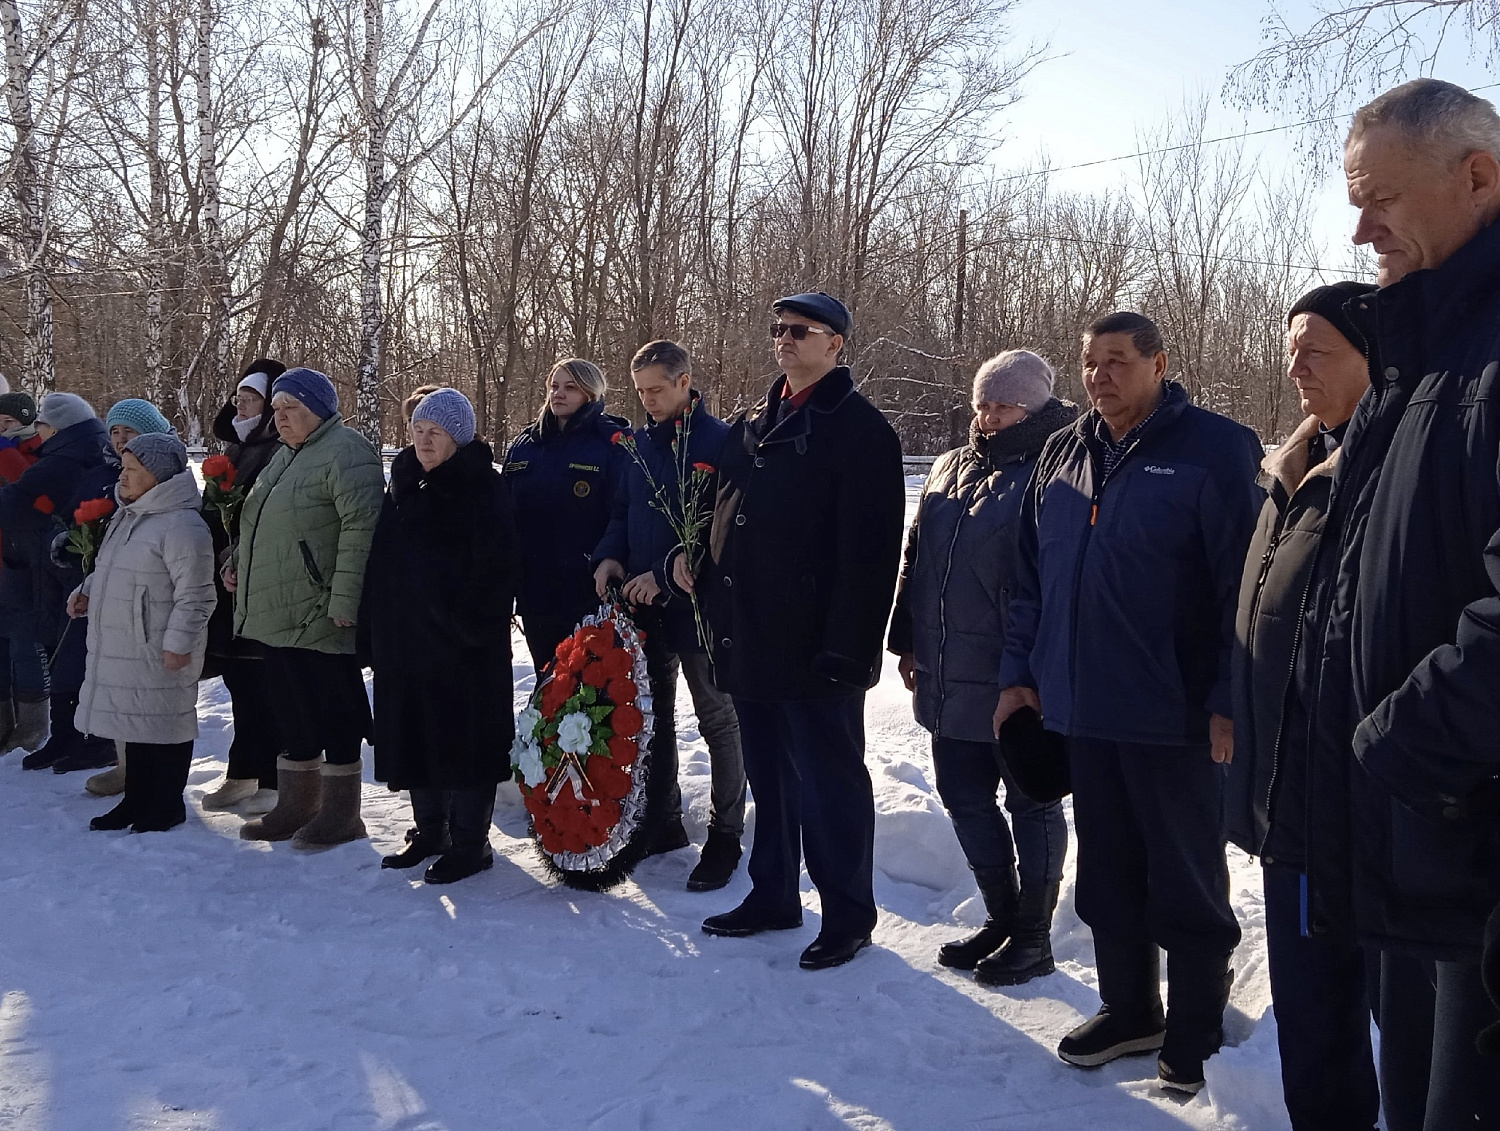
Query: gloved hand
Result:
<box><xmin>49</xmin><ymin>525</ymin><xmax>73</xmax><ymax>569</ymax></box>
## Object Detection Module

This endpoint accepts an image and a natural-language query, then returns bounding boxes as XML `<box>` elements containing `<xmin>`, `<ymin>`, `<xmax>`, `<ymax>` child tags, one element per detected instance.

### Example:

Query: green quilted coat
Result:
<box><xmin>233</xmin><ymin>413</ymin><xmax>384</xmax><ymax>654</ymax></box>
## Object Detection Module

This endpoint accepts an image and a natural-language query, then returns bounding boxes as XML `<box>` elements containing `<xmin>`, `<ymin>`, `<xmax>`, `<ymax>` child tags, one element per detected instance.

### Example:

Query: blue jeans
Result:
<box><xmin>0</xmin><ymin>633</ymin><xmax>50</xmax><ymax>700</ymax></box>
<box><xmin>930</xmin><ymin>735</ymin><xmax>1066</xmax><ymax>893</ymax></box>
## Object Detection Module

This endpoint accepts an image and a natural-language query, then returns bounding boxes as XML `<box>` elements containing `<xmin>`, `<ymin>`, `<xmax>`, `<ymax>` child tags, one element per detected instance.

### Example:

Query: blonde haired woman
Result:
<box><xmin>502</xmin><ymin>359</ymin><xmax>630</xmax><ymax>668</ymax></box>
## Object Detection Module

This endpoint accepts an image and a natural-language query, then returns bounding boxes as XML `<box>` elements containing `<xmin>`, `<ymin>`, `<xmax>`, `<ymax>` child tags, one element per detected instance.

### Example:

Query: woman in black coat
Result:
<box><xmin>363</xmin><ymin>389</ymin><xmax>518</xmax><ymax>885</ymax></box>
<box><xmin>503</xmin><ymin>358</ymin><xmax>630</xmax><ymax>669</ymax></box>
<box><xmin>201</xmin><ymin>359</ymin><xmax>287</xmax><ymax>812</ymax></box>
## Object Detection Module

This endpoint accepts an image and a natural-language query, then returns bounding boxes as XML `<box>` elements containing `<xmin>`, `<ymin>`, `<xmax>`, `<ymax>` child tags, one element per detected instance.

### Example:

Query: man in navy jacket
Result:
<box><xmin>593</xmin><ymin>340</ymin><xmax>746</xmax><ymax>892</ymax></box>
<box><xmin>997</xmin><ymin>312</ymin><xmax>1262</xmax><ymax>1092</ymax></box>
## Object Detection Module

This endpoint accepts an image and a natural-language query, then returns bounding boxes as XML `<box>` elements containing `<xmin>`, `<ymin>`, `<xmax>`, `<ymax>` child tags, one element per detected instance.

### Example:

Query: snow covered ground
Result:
<box><xmin>0</xmin><ymin>479</ymin><xmax>1296</xmax><ymax>1131</ymax></box>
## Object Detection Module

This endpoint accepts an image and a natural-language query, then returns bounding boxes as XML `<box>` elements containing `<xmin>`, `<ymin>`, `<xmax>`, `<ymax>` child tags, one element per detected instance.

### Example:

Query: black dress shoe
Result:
<box><xmin>382</xmin><ymin>836</ymin><xmax>451</xmax><ymax>869</ymax></box>
<box><xmin>702</xmin><ymin>902</ymin><xmax>803</xmax><ymax>938</ymax></box>
<box><xmin>799</xmin><ymin>933</ymin><xmax>872</xmax><ymax>970</ymax></box>
<box><xmin>424</xmin><ymin>849</ymin><xmax>494</xmax><ymax>885</ymax></box>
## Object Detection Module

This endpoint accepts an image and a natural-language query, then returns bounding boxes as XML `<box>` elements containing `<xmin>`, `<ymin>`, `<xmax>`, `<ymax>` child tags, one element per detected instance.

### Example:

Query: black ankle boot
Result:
<box><xmin>383</xmin><ymin>834</ymin><xmax>451</xmax><ymax>869</ymax></box>
<box><xmin>938</xmin><ymin>866</ymin><xmax>1018</xmax><ymax>970</ymax></box>
<box><xmin>975</xmin><ymin>880</ymin><xmax>1059</xmax><ymax>986</ymax></box>
<box><xmin>91</xmin><ymin>799</ymin><xmax>137</xmax><ymax>831</ymax></box>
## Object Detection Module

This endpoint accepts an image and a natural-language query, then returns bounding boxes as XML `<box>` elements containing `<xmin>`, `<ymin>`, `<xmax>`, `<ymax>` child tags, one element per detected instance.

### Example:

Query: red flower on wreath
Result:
<box><xmin>581</xmin><ymin>659</ymin><xmax>611</xmax><ymax>689</ymax></box>
<box><xmin>605</xmin><ymin>677</ymin><xmax>636</xmax><ymax>704</ymax></box>
<box><xmin>577</xmin><ymin>625</ymin><xmax>613</xmax><ymax>657</ymax></box>
<box><xmin>540</xmin><ymin>673</ymin><xmax>577</xmax><ymax>717</ymax></box>
<box><xmin>598</xmin><ymin>648</ymin><xmax>632</xmax><ymax>680</ymax></box>
<box><xmin>611</xmin><ymin>704</ymin><xmax>644</xmax><ymax>739</ymax></box>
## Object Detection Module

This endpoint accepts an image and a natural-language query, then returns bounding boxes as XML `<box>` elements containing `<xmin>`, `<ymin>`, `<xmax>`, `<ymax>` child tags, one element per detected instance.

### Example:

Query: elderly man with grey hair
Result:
<box><xmin>888</xmin><ymin>350</ymin><xmax>1078</xmax><ymax>985</ymax></box>
<box><xmin>1297</xmin><ymin>77</ymin><xmax>1500</xmax><ymax>1130</ymax></box>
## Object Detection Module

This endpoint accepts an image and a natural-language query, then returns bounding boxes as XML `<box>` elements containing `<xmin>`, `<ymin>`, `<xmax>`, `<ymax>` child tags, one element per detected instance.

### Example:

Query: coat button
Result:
<box><xmin>735</xmin><ymin>514</ymin><xmax>746</xmax><ymax>526</ymax></box>
<box><xmin>723</xmin><ymin>576</ymin><xmax>733</xmax><ymax>587</ymax></box>
<box><xmin>1443</xmin><ymin>805</ymin><xmax>1463</xmax><ymax>822</ymax></box>
<box><xmin>720</xmin><ymin>637</ymin><xmax>732</xmax><ymax>649</ymax></box>
<box><xmin>754</xmin><ymin>456</ymin><xmax>765</xmax><ymax>468</ymax></box>
<box><xmin>1384</xmin><ymin>366</ymin><xmax>1399</xmax><ymax>380</ymax></box>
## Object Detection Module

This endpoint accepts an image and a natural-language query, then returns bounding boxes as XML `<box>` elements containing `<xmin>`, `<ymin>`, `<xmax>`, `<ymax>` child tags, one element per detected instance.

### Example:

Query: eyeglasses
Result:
<box><xmin>770</xmin><ymin>323</ymin><xmax>836</xmax><ymax>341</ymax></box>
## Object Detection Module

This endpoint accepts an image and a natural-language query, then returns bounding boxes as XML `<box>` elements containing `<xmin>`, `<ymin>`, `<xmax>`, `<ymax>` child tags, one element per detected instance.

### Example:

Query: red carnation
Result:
<box><xmin>598</xmin><ymin>649</ymin><xmax>632</xmax><ymax>680</ymax></box>
<box><xmin>578</xmin><ymin>625</ymin><xmax>613</xmax><ymax>657</ymax></box>
<box><xmin>581</xmin><ymin>659</ymin><xmax>610</xmax><ymax>689</ymax></box>
<box><xmin>606</xmin><ymin>677</ymin><xmax>637</xmax><ymax>704</ymax></box>
<box><xmin>73</xmin><ymin>497</ymin><xmax>115</xmax><ymax>524</ymax></box>
<box><xmin>555</xmin><ymin>640</ymin><xmax>586</xmax><ymax>676</ymax></box>
<box><xmin>201</xmin><ymin>454</ymin><xmax>237</xmax><ymax>488</ymax></box>
<box><xmin>607</xmin><ymin>735</ymin><xmax>638</xmax><ymax>765</ymax></box>
<box><xmin>587</xmin><ymin>756</ymin><xmax>633</xmax><ymax>801</ymax></box>
<box><xmin>540</xmin><ymin>673</ymin><xmax>576</xmax><ymax>717</ymax></box>
<box><xmin>611</xmin><ymin>704</ymin><xmax>643</xmax><ymax>738</ymax></box>
<box><xmin>610</xmin><ymin>431</ymin><xmax>625</xmax><ymax>444</ymax></box>
<box><xmin>32</xmin><ymin>494</ymin><xmax>54</xmax><ymax>515</ymax></box>
<box><xmin>692</xmin><ymin>462</ymin><xmax>715</xmax><ymax>474</ymax></box>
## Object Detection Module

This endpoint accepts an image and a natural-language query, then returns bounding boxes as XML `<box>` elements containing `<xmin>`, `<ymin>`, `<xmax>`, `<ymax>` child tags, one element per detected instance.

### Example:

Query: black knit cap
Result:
<box><xmin>773</xmin><ymin>291</ymin><xmax>851</xmax><ymax>337</ymax></box>
<box><xmin>0</xmin><ymin>391</ymin><xmax>37</xmax><ymax>425</ymax></box>
<box><xmin>1288</xmin><ymin>281</ymin><xmax>1378</xmax><ymax>356</ymax></box>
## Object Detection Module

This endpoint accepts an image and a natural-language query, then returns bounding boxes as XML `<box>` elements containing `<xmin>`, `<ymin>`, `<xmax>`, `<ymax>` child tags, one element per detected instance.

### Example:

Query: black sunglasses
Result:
<box><xmin>770</xmin><ymin>323</ymin><xmax>836</xmax><ymax>341</ymax></box>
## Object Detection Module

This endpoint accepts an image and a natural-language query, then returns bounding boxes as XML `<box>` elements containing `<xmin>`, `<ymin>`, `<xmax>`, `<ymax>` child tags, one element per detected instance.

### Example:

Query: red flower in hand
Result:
<box><xmin>73</xmin><ymin>497</ymin><xmax>115</xmax><ymax>524</ymax></box>
<box><xmin>692</xmin><ymin>462</ymin><xmax>715</xmax><ymax>474</ymax></box>
<box><xmin>610</xmin><ymin>431</ymin><xmax>625</xmax><ymax>445</ymax></box>
<box><xmin>32</xmin><ymin>494</ymin><xmax>54</xmax><ymax>515</ymax></box>
<box><xmin>201</xmin><ymin>454</ymin><xmax>237</xmax><ymax>487</ymax></box>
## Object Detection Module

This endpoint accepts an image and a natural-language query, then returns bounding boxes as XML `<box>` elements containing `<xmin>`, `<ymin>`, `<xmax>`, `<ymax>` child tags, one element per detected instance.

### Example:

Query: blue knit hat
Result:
<box><xmin>411</xmin><ymin>388</ymin><xmax>475</xmax><ymax>447</ymax></box>
<box><xmin>271</xmin><ymin>367</ymin><xmax>338</xmax><ymax>421</ymax></box>
<box><xmin>124</xmin><ymin>431</ymin><xmax>189</xmax><ymax>483</ymax></box>
<box><xmin>106</xmin><ymin>398</ymin><xmax>173</xmax><ymax>437</ymax></box>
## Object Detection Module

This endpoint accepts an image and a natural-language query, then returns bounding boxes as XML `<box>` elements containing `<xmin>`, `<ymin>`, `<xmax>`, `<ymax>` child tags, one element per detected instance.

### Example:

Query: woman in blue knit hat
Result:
<box><xmin>360</xmin><ymin>389</ymin><xmax>517</xmax><ymax>883</ymax></box>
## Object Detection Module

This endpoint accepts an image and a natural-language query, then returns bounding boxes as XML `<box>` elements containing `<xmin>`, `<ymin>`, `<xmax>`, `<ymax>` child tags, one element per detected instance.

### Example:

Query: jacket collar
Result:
<box><xmin>744</xmin><ymin>366</ymin><xmax>856</xmax><ymax>447</ymax></box>
<box><xmin>1357</xmin><ymin>215</ymin><xmax>1500</xmax><ymax>388</ymax></box>
<box><xmin>1262</xmin><ymin>414</ymin><xmax>1341</xmax><ymax>502</ymax></box>
<box><xmin>1077</xmin><ymin>379</ymin><xmax>1188</xmax><ymax>452</ymax></box>
<box><xmin>116</xmin><ymin>467</ymin><xmax>202</xmax><ymax>516</ymax></box>
<box><xmin>970</xmin><ymin>398</ymin><xmax>1080</xmax><ymax>468</ymax></box>
<box><xmin>644</xmin><ymin>390</ymin><xmax>705</xmax><ymax>447</ymax></box>
<box><xmin>285</xmin><ymin>411</ymin><xmax>345</xmax><ymax>451</ymax></box>
<box><xmin>390</xmin><ymin>438</ymin><xmax>495</xmax><ymax>499</ymax></box>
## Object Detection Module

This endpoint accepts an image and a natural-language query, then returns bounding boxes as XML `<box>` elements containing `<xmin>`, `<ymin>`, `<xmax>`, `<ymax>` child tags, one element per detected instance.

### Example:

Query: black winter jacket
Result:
<box><xmin>362</xmin><ymin>441</ymin><xmax>518</xmax><ymax>791</ymax></box>
<box><xmin>694</xmin><ymin>367</ymin><xmax>905</xmax><ymax>701</ymax></box>
<box><xmin>1228</xmin><ymin>416</ymin><xmax>1340</xmax><ymax>863</ymax></box>
<box><xmin>999</xmin><ymin>381</ymin><xmax>1264</xmax><ymax>745</ymax></box>
<box><xmin>205</xmin><ymin>402</ymin><xmax>281</xmax><ymax>660</ymax></box>
<box><xmin>889</xmin><ymin>400</ymin><xmax>1079</xmax><ymax>742</ymax></box>
<box><xmin>1304</xmin><ymin>217</ymin><xmax>1500</xmax><ymax>960</ymax></box>
<box><xmin>504</xmin><ymin>400</ymin><xmax>630</xmax><ymax>641</ymax></box>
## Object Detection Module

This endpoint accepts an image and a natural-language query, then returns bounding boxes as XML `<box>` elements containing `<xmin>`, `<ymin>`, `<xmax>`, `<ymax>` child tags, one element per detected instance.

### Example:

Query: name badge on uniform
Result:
<box><xmin>505</xmin><ymin>460</ymin><xmax>529</xmax><ymax>473</ymax></box>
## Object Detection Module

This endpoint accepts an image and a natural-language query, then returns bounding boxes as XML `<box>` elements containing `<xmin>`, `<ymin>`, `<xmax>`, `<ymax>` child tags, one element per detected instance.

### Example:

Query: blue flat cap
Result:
<box><xmin>773</xmin><ymin>291</ymin><xmax>851</xmax><ymax>337</ymax></box>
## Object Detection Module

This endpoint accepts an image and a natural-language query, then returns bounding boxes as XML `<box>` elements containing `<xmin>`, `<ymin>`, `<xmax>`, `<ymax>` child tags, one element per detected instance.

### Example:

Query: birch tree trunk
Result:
<box><xmin>143</xmin><ymin>0</ymin><xmax>167</xmax><ymax>404</ymax></box>
<box><xmin>355</xmin><ymin>0</ymin><xmax>387</xmax><ymax>444</ymax></box>
<box><xmin>1</xmin><ymin>0</ymin><xmax>53</xmax><ymax>391</ymax></box>
<box><xmin>194</xmin><ymin>0</ymin><xmax>228</xmax><ymax>435</ymax></box>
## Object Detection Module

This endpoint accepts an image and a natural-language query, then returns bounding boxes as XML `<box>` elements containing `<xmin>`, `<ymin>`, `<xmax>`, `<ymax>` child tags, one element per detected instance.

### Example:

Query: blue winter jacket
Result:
<box><xmin>592</xmin><ymin>392</ymin><xmax>729</xmax><ymax>654</ymax></box>
<box><xmin>503</xmin><ymin>400</ymin><xmax>631</xmax><ymax>639</ymax></box>
<box><xmin>999</xmin><ymin>381</ymin><xmax>1263</xmax><ymax>745</ymax></box>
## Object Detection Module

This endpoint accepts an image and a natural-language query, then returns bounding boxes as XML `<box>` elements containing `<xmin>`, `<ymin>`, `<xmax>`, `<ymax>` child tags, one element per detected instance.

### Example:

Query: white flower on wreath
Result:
<box><xmin>557</xmin><ymin>711</ymin><xmax>592</xmax><ymax>756</ymax></box>
<box><xmin>517</xmin><ymin>742</ymin><xmax>547</xmax><ymax>788</ymax></box>
<box><xmin>516</xmin><ymin>706</ymin><xmax>543</xmax><ymax>742</ymax></box>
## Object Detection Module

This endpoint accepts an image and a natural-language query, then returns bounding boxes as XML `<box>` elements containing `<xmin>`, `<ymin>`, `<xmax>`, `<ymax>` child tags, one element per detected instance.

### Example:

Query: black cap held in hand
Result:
<box><xmin>773</xmin><ymin>291</ymin><xmax>851</xmax><ymax>337</ymax></box>
<box><xmin>1288</xmin><ymin>281</ymin><xmax>1378</xmax><ymax>356</ymax></box>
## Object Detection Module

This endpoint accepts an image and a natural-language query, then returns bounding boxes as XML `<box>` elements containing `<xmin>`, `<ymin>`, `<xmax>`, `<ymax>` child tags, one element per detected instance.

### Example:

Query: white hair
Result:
<box><xmin>1348</xmin><ymin>78</ymin><xmax>1500</xmax><ymax>163</ymax></box>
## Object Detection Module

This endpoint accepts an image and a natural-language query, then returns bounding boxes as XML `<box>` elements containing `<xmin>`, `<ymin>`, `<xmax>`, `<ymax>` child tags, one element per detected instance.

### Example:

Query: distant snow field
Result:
<box><xmin>0</xmin><ymin>478</ymin><xmax>1294</xmax><ymax>1130</ymax></box>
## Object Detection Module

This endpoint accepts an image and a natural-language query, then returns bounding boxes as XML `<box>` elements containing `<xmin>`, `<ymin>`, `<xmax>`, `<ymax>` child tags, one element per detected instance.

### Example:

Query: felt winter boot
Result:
<box><xmin>240</xmin><ymin>757</ymin><xmax>322</xmax><ymax>841</ymax></box>
<box><xmin>202</xmin><ymin>777</ymin><xmax>259</xmax><ymax>810</ymax></box>
<box><xmin>0</xmin><ymin>698</ymin><xmax>15</xmax><ymax>752</ymax></box>
<box><xmin>85</xmin><ymin>742</ymin><xmax>128</xmax><ymax>796</ymax></box>
<box><xmin>241</xmin><ymin>788</ymin><xmax>278</xmax><ymax>814</ymax></box>
<box><xmin>975</xmin><ymin>880</ymin><xmax>1060</xmax><ymax>986</ymax></box>
<box><xmin>939</xmin><ymin>866</ymin><xmax>1019</xmax><ymax>970</ymax></box>
<box><xmin>11</xmin><ymin>696</ymin><xmax>50</xmax><ymax>752</ymax></box>
<box><xmin>292</xmin><ymin>761</ymin><xmax>367</xmax><ymax>848</ymax></box>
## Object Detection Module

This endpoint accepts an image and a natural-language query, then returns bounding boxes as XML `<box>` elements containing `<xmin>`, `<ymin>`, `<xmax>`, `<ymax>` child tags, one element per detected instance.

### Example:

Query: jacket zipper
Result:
<box><xmin>239</xmin><ymin>443</ymin><xmax>304</xmax><ymax>618</ymax></box>
<box><xmin>934</xmin><ymin>454</ymin><xmax>985</xmax><ymax>724</ymax></box>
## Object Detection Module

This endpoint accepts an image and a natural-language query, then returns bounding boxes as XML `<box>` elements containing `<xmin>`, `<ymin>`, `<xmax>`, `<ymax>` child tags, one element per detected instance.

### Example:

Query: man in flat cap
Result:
<box><xmin>673</xmin><ymin>291</ymin><xmax>905</xmax><ymax>970</ymax></box>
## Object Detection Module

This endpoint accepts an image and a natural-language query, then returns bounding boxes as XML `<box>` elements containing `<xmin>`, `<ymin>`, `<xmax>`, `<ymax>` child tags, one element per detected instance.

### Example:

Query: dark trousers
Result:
<box><xmin>645</xmin><ymin>636</ymin><xmax>746</xmax><ymax>838</ymax></box>
<box><xmin>735</xmin><ymin>693</ymin><xmax>875</xmax><ymax>938</ymax></box>
<box><xmin>410</xmin><ymin>786</ymin><xmax>496</xmax><ymax>856</ymax></box>
<box><xmin>43</xmin><ymin>618</ymin><xmax>90</xmax><ymax>752</ymax></box>
<box><xmin>931</xmin><ymin>735</ymin><xmax>1067</xmax><ymax>893</ymax></box>
<box><xmin>1263</xmin><ymin>863</ymin><xmax>1378</xmax><ymax>1131</ymax></box>
<box><xmin>221</xmin><ymin>657</ymin><xmax>280</xmax><ymax>788</ymax></box>
<box><xmin>1378</xmin><ymin>950</ymin><xmax>1500</xmax><ymax>1131</ymax></box>
<box><xmin>263</xmin><ymin>647</ymin><xmax>370</xmax><ymax>765</ymax></box>
<box><xmin>124</xmin><ymin>740</ymin><xmax>195</xmax><ymax>830</ymax></box>
<box><xmin>0</xmin><ymin>632</ymin><xmax>50</xmax><ymax>699</ymax></box>
<box><xmin>1069</xmin><ymin>738</ymin><xmax>1241</xmax><ymax>1059</ymax></box>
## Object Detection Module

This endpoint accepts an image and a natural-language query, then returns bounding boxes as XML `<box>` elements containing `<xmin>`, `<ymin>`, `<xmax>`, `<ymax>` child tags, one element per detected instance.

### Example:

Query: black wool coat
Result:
<box><xmin>694</xmin><ymin>366</ymin><xmax>905</xmax><ymax>702</ymax></box>
<box><xmin>362</xmin><ymin>441</ymin><xmax>518</xmax><ymax>791</ymax></box>
<box><xmin>205</xmin><ymin>401</ymin><xmax>281</xmax><ymax>660</ymax></box>
<box><xmin>888</xmin><ymin>400</ymin><xmax>1079</xmax><ymax>743</ymax></box>
<box><xmin>1227</xmin><ymin>415</ymin><xmax>1339</xmax><ymax>865</ymax></box>
<box><xmin>1304</xmin><ymin>216</ymin><xmax>1500</xmax><ymax>960</ymax></box>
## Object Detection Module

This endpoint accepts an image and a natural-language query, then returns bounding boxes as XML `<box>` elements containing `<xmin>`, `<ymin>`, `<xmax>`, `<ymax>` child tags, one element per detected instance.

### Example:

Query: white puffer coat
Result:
<box><xmin>75</xmin><ymin>470</ymin><xmax>217</xmax><ymax>743</ymax></box>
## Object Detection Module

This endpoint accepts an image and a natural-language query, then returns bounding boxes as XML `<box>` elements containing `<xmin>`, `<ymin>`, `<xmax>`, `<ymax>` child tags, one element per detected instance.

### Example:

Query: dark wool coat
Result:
<box><xmin>1227</xmin><ymin>415</ymin><xmax>1339</xmax><ymax>864</ymax></box>
<box><xmin>205</xmin><ymin>402</ymin><xmax>280</xmax><ymax>660</ymax></box>
<box><xmin>999</xmin><ymin>381</ymin><xmax>1264</xmax><ymax>745</ymax></box>
<box><xmin>0</xmin><ymin>417</ymin><xmax>109</xmax><ymax>645</ymax></box>
<box><xmin>693</xmin><ymin>366</ymin><xmax>905</xmax><ymax>702</ymax></box>
<box><xmin>1302</xmin><ymin>217</ymin><xmax>1500</xmax><ymax>961</ymax></box>
<box><xmin>504</xmin><ymin>400</ymin><xmax>631</xmax><ymax>642</ymax></box>
<box><xmin>888</xmin><ymin>399</ymin><xmax>1080</xmax><ymax>743</ymax></box>
<box><xmin>592</xmin><ymin>391</ymin><xmax>730</xmax><ymax>655</ymax></box>
<box><xmin>362</xmin><ymin>441</ymin><xmax>518</xmax><ymax>791</ymax></box>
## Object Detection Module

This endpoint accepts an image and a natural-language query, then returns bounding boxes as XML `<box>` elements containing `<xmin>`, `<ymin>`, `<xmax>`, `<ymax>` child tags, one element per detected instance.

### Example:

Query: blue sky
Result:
<box><xmin>992</xmin><ymin>0</ymin><xmax>1498</xmax><ymax>262</ymax></box>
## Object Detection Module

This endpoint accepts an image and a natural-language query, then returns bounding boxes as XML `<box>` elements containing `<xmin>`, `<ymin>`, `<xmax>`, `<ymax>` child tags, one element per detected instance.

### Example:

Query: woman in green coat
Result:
<box><xmin>225</xmin><ymin>368</ymin><xmax>384</xmax><ymax>849</ymax></box>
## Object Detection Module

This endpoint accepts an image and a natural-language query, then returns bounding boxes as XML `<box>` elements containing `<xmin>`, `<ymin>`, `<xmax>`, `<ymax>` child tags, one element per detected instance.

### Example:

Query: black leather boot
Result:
<box><xmin>938</xmin><ymin>866</ymin><xmax>1019</xmax><ymax>970</ymax></box>
<box><xmin>1158</xmin><ymin>950</ymin><xmax>1235</xmax><ymax>1094</ymax></box>
<box><xmin>975</xmin><ymin>880</ymin><xmax>1059</xmax><ymax>986</ymax></box>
